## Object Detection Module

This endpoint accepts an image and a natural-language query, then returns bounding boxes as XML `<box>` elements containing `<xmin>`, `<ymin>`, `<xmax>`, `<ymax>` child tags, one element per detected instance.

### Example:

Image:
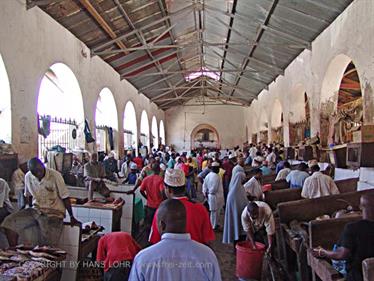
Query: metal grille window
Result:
<box><xmin>124</xmin><ymin>129</ymin><xmax>134</xmax><ymax>149</ymax></box>
<box><xmin>140</xmin><ymin>133</ymin><xmax>147</xmax><ymax>148</ymax></box>
<box><xmin>38</xmin><ymin>115</ymin><xmax>78</xmax><ymax>159</ymax></box>
<box><xmin>96</xmin><ymin>126</ymin><xmax>106</xmax><ymax>152</ymax></box>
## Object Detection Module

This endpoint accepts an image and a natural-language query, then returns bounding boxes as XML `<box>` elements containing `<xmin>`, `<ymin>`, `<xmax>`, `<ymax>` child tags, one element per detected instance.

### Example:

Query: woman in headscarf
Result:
<box><xmin>222</xmin><ymin>170</ymin><xmax>248</xmax><ymax>246</ymax></box>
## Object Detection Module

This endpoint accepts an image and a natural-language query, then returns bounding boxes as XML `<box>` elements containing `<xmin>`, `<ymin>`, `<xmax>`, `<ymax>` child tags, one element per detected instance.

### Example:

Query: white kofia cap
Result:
<box><xmin>229</xmin><ymin>154</ymin><xmax>236</xmax><ymax>159</ymax></box>
<box><xmin>212</xmin><ymin>162</ymin><xmax>220</xmax><ymax>167</ymax></box>
<box><xmin>164</xmin><ymin>168</ymin><xmax>185</xmax><ymax>187</ymax></box>
<box><xmin>130</xmin><ymin>163</ymin><xmax>138</xmax><ymax>169</ymax></box>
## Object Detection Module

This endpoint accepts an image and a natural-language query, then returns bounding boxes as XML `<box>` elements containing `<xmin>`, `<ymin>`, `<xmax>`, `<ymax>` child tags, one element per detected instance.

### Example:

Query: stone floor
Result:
<box><xmin>210</xmin><ymin>227</ymin><xmax>238</xmax><ymax>281</ymax></box>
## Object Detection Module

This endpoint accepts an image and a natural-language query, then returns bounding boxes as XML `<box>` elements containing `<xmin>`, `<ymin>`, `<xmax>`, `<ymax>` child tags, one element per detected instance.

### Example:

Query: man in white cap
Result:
<box><xmin>203</xmin><ymin>162</ymin><xmax>224</xmax><ymax>230</ymax></box>
<box><xmin>149</xmin><ymin>169</ymin><xmax>215</xmax><ymax>245</ymax></box>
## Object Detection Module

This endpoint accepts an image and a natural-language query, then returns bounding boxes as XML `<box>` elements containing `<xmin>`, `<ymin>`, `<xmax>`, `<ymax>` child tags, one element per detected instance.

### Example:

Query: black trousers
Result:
<box><xmin>144</xmin><ymin>206</ymin><xmax>157</xmax><ymax>238</ymax></box>
<box><xmin>103</xmin><ymin>263</ymin><xmax>132</xmax><ymax>281</ymax></box>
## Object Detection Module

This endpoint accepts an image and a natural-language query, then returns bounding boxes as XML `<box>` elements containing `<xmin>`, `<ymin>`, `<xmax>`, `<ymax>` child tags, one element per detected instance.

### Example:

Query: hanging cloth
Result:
<box><xmin>108</xmin><ymin>127</ymin><xmax>114</xmax><ymax>150</ymax></box>
<box><xmin>84</xmin><ymin>119</ymin><xmax>95</xmax><ymax>143</ymax></box>
<box><xmin>38</xmin><ymin>115</ymin><xmax>51</xmax><ymax>138</ymax></box>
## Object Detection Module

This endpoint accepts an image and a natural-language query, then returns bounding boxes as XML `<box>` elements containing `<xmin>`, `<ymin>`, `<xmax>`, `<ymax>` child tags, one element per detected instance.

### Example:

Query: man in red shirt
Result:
<box><xmin>140</xmin><ymin>163</ymin><xmax>165</xmax><ymax>238</ymax></box>
<box><xmin>97</xmin><ymin>232</ymin><xmax>141</xmax><ymax>281</ymax></box>
<box><xmin>149</xmin><ymin>168</ymin><xmax>215</xmax><ymax>245</ymax></box>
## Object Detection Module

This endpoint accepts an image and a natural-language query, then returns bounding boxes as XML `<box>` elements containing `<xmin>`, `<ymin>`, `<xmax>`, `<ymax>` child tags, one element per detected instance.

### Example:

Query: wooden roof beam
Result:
<box><xmin>78</xmin><ymin>0</ymin><xmax>129</xmax><ymax>55</ymax></box>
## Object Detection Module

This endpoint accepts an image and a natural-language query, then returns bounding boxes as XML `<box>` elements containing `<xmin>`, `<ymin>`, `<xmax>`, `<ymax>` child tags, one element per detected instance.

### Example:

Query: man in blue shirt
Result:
<box><xmin>129</xmin><ymin>199</ymin><xmax>222</xmax><ymax>281</ymax></box>
<box><xmin>286</xmin><ymin>163</ymin><xmax>309</xmax><ymax>189</ymax></box>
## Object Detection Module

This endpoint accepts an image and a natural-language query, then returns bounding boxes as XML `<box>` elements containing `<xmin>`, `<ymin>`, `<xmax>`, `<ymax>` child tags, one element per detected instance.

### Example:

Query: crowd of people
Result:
<box><xmin>0</xmin><ymin>142</ymin><xmax>372</xmax><ymax>281</ymax></box>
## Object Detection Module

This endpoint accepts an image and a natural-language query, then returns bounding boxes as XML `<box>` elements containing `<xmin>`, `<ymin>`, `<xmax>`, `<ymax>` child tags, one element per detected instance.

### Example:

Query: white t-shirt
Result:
<box><xmin>0</xmin><ymin>179</ymin><xmax>14</xmax><ymax>211</ymax></box>
<box><xmin>25</xmin><ymin>168</ymin><xmax>70</xmax><ymax>218</ymax></box>
<box><xmin>243</xmin><ymin>177</ymin><xmax>263</xmax><ymax>200</ymax></box>
<box><xmin>241</xmin><ymin>201</ymin><xmax>275</xmax><ymax>235</ymax></box>
<box><xmin>301</xmin><ymin>172</ymin><xmax>340</xmax><ymax>199</ymax></box>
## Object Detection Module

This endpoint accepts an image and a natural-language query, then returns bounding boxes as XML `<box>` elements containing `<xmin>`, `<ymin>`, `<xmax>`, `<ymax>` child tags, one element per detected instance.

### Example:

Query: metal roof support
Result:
<box><xmin>210</xmin><ymin>15</ymin><xmax>249</xmax><ymax>41</ymax></box>
<box><xmin>92</xmin><ymin>3</ymin><xmax>193</xmax><ymax>52</ymax></box>
<box><xmin>123</xmin><ymin>68</ymin><xmax>261</xmax><ymax>79</ymax></box>
<box><xmin>93</xmin><ymin>45</ymin><xmax>181</xmax><ymax>55</ymax></box>
<box><xmin>204</xmin><ymin>3</ymin><xmax>256</xmax><ymax>26</ymax></box>
<box><xmin>157</xmin><ymin>0</ymin><xmax>186</xmax><ymax>75</ymax></box>
<box><xmin>207</xmin><ymin>80</ymin><xmax>258</xmax><ymax>98</ymax></box>
<box><xmin>217</xmin><ymin>0</ymin><xmax>238</xmax><ymax>89</ymax></box>
<box><xmin>114</xmin><ymin>0</ymin><xmax>183</xmax><ymax>98</ymax></box>
<box><xmin>138</xmin><ymin>73</ymin><xmax>180</xmax><ymax>92</ymax></box>
<box><xmin>146</xmin><ymin>86</ymin><xmax>209</xmax><ymax>93</ymax></box>
<box><xmin>151</xmin><ymin>24</ymin><xmax>177</xmax><ymax>45</ymax></box>
<box><xmin>79</xmin><ymin>0</ymin><xmax>129</xmax><ymax>55</ymax></box>
<box><xmin>159</xmin><ymin>80</ymin><xmax>203</xmax><ymax>107</ymax></box>
<box><xmin>119</xmin><ymin>50</ymin><xmax>179</xmax><ymax>77</ymax></box>
<box><xmin>229</xmin><ymin>0</ymin><xmax>280</xmax><ymax>97</ymax></box>
<box><xmin>150</xmin><ymin>78</ymin><xmax>188</xmax><ymax>101</ymax></box>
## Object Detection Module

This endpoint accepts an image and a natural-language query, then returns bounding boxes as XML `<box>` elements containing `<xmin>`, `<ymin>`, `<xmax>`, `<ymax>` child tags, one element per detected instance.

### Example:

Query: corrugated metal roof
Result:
<box><xmin>28</xmin><ymin>0</ymin><xmax>354</xmax><ymax>109</ymax></box>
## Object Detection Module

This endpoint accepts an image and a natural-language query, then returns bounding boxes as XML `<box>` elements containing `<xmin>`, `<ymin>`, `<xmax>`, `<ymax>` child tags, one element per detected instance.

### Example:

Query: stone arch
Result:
<box><xmin>95</xmin><ymin>87</ymin><xmax>118</xmax><ymax>153</ymax></box>
<box><xmin>190</xmin><ymin>124</ymin><xmax>220</xmax><ymax>149</ymax></box>
<box><xmin>123</xmin><ymin>101</ymin><xmax>138</xmax><ymax>153</ymax></box>
<box><xmin>140</xmin><ymin>110</ymin><xmax>150</xmax><ymax>154</ymax></box>
<box><xmin>151</xmin><ymin>116</ymin><xmax>158</xmax><ymax>150</ymax></box>
<box><xmin>159</xmin><ymin>120</ymin><xmax>166</xmax><ymax>145</ymax></box>
<box><xmin>37</xmin><ymin>63</ymin><xmax>84</xmax><ymax>158</ymax></box>
<box><xmin>0</xmin><ymin>53</ymin><xmax>11</xmax><ymax>143</ymax></box>
<box><xmin>320</xmin><ymin>54</ymin><xmax>352</xmax><ymax>106</ymax></box>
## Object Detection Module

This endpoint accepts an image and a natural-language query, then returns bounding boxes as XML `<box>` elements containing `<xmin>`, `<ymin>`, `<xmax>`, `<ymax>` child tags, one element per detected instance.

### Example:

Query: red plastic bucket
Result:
<box><xmin>236</xmin><ymin>241</ymin><xmax>266</xmax><ymax>280</ymax></box>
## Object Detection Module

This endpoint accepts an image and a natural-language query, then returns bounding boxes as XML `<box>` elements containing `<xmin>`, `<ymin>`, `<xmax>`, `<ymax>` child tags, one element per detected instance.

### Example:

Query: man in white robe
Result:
<box><xmin>301</xmin><ymin>164</ymin><xmax>340</xmax><ymax>199</ymax></box>
<box><xmin>203</xmin><ymin>162</ymin><xmax>224</xmax><ymax>230</ymax></box>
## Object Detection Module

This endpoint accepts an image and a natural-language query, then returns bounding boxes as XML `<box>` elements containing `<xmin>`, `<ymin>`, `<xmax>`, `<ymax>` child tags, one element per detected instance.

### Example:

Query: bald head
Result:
<box><xmin>157</xmin><ymin>199</ymin><xmax>186</xmax><ymax>235</ymax></box>
<box><xmin>28</xmin><ymin>157</ymin><xmax>45</xmax><ymax>181</ymax></box>
<box><xmin>151</xmin><ymin>162</ymin><xmax>160</xmax><ymax>175</ymax></box>
<box><xmin>247</xmin><ymin>202</ymin><xmax>259</xmax><ymax>219</ymax></box>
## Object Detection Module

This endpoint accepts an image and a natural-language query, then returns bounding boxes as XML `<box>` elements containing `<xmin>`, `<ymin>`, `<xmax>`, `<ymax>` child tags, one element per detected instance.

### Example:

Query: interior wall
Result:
<box><xmin>0</xmin><ymin>0</ymin><xmax>165</xmax><ymax>162</ymax></box>
<box><xmin>165</xmin><ymin>104</ymin><xmax>246</xmax><ymax>152</ymax></box>
<box><xmin>245</xmin><ymin>0</ymin><xmax>374</xmax><ymax>146</ymax></box>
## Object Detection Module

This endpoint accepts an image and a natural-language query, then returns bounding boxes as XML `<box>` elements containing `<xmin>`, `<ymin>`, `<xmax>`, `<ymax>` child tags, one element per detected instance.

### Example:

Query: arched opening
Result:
<box><xmin>140</xmin><ymin>110</ymin><xmax>149</xmax><ymax>156</ymax></box>
<box><xmin>95</xmin><ymin>88</ymin><xmax>118</xmax><ymax>153</ymax></box>
<box><xmin>37</xmin><ymin>63</ymin><xmax>84</xmax><ymax>159</ymax></box>
<box><xmin>271</xmin><ymin>99</ymin><xmax>283</xmax><ymax>143</ymax></box>
<box><xmin>320</xmin><ymin>56</ymin><xmax>363</xmax><ymax>146</ymax></box>
<box><xmin>191</xmin><ymin>124</ymin><xmax>220</xmax><ymax>150</ymax></box>
<box><xmin>151</xmin><ymin>116</ymin><xmax>159</xmax><ymax>151</ymax></box>
<box><xmin>289</xmin><ymin>84</ymin><xmax>310</xmax><ymax>146</ymax></box>
<box><xmin>123</xmin><ymin>101</ymin><xmax>137</xmax><ymax>155</ymax></box>
<box><xmin>258</xmin><ymin>110</ymin><xmax>268</xmax><ymax>144</ymax></box>
<box><xmin>0</xmin><ymin>54</ymin><xmax>11</xmax><ymax>144</ymax></box>
<box><xmin>159</xmin><ymin>120</ymin><xmax>166</xmax><ymax>145</ymax></box>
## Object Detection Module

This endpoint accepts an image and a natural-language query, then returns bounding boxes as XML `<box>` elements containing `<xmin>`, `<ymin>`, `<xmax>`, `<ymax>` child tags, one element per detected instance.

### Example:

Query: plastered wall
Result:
<box><xmin>0</xmin><ymin>0</ymin><xmax>165</xmax><ymax>162</ymax></box>
<box><xmin>165</xmin><ymin>103</ymin><xmax>246</xmax><ymax>152</ymax></box>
